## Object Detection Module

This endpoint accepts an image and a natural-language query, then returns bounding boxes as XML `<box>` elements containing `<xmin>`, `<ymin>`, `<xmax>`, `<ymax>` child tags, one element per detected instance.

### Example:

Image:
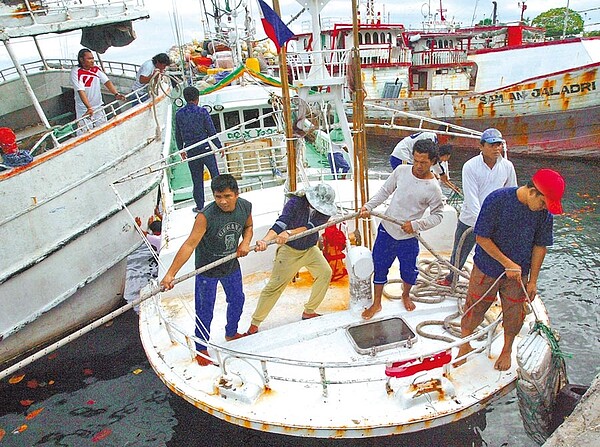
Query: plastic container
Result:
<box><xmin>346</xmin><ymin>246</ymin><xmax>373</xmax><ymax>280</ymax></box>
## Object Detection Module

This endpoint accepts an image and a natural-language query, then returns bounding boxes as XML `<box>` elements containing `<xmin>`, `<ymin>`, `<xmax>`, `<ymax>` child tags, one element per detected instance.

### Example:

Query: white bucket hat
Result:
<box><xmin>305</xmin><ymin>183</ymin><xmax>337</xmax><ymax>216</ymax></box>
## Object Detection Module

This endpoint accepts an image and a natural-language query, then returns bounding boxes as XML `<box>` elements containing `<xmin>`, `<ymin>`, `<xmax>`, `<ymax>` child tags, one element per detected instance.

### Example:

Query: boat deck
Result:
<box><xmin>139</xmin><ymin>181</ymin><xmax>548</xmax><ymax>437</ymax></box>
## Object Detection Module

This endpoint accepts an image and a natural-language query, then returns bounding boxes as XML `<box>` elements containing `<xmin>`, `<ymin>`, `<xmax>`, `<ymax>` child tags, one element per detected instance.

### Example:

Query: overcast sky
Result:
<box><xmin>1</xmin><ymin>0</ymin><xmax>599</xmax><ymax>68</ymax></box>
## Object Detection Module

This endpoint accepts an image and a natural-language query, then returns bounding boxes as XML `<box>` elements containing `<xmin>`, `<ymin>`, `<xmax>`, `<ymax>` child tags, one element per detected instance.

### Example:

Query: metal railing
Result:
<box><xmin>0</xmin><ymin>58</ymin><xmax>140</xmax><ymax>83</ymax></box>
<box><xmin>411</xmin><ymin>49</ymin><xmax>468</xmax><ymax>66</ymax></box>
<box><xmin>285</xmin><ymin>49</ymin><xmax>351</xmax><ymax>84</ymax></box>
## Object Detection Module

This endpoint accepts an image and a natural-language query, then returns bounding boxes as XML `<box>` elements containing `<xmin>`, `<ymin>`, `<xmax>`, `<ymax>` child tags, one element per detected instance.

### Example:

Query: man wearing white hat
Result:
<box><xmin>246</xmin><ymin>184</ymin><xmax>337</xmax><ymax>334</ymax></box>
<box><xmin>438</xmin><ymin>128</ymin><xmax>517</xmax><ymax>286</ymax></box>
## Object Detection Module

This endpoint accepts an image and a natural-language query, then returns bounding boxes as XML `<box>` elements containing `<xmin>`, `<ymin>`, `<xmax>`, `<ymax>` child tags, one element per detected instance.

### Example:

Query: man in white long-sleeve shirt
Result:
<box><xmin>360</xmin><ymin>140</ymin><xmax>444</xmax><ymax>319</ymax></box>
<box><xmin>439</xmin><ymin>128</ymin><xmax>517</xmax><ymax>286</ymax></box>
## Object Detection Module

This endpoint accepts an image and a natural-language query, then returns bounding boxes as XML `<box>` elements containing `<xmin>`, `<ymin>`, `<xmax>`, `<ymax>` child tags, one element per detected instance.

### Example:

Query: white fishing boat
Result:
<box><xmin>0</xmin><ymin>0</ymin><xmax>171</xmax><ymax>364</ymax></box>
<box><xmin>136</xmin><ymin>0</ymin><xmax>554</xmax><ymax>439</ymax></box>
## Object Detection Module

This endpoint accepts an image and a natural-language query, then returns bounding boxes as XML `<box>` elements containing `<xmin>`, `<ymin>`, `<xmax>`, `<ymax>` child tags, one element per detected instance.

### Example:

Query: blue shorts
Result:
<box><xmin>372</xmin><ymin>224</ymin><xmax>420</xmax><ymax>285</ymax></box>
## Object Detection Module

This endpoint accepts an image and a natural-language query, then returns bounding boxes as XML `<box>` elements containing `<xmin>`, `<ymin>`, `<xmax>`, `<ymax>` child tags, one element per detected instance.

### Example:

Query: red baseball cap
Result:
<box><xmin>532</xmin><ymin>169</ymin><xmax>565</xmax><ymax>215</ymax></box>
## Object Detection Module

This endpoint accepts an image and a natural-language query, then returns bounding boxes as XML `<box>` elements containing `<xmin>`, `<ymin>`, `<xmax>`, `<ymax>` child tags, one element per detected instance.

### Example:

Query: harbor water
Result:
<box><xmin>1</xmin><ymin>141</ymin><xmax>598</xmax><ymax>446</ymax></box>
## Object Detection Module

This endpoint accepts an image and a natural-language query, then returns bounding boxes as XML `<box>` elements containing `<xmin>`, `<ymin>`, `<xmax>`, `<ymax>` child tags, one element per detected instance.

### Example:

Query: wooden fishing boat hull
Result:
<box><xmin>0</xmin><ymin>93</ymin><xmax>170</xmax><ymax>365</ymax></box>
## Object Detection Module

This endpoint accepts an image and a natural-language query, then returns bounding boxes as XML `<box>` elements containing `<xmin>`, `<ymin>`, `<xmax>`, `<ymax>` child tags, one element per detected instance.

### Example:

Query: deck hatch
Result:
<box><xmin>346</xmin><ymin>317</ymin><xmax>417</xmax><ymax>354</ymax></box>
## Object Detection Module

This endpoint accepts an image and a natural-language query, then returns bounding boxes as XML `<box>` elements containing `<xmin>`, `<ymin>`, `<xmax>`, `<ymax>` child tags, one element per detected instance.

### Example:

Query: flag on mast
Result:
<box><xmin>257</xmin><ymin>0</ymin><xmax>295</xmax><ymax>52</ymax></box>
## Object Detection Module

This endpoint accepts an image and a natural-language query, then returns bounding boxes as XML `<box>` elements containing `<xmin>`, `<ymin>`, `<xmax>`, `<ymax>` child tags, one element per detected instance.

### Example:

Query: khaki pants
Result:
<box><xmin>251</xmin><ymin>244</ymin><xmax>332</xmax><ymax>326</ymax></box>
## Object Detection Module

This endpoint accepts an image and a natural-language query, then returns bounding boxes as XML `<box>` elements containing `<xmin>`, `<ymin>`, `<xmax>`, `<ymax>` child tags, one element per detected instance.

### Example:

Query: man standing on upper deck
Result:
<box><xmin>438</xmin><ymin>128</ymin><xmax>517</xmax><ymax>286</ymax></box>
<box><xmin>361</xmin><ymin>139</ymin><xmax>444</xmax><ymax>318</ymax></box>
<box><xmin>455</xmin><ymin>169</ymin><xmax>565</xmax><ymax>371</ymax></box>
<box><xmin>389</xmin><ymin>131</ymin><xmax>438</xmax><ymax>169</ymax></box>
<box><xmin>175</xmin><ymin>86</ymin><xmax>222</xmax><ymax>212</ymax></box>
<box><xmin>70</xmin><ymin>48</ymin><xmax>125</xmax><ymax>133</ymax></box>
<box><xmin>131</xmin><ymin>52</ymin><xmax>171</xmax><ymax>103</ymax></box>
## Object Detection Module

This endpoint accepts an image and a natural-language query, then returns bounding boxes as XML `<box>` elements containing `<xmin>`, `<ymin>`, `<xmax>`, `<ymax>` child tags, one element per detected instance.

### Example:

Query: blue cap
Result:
<box><xmin>480</xmin><ymin>128</ymin><xmax>504</xmax><ymax>144</ymax></box>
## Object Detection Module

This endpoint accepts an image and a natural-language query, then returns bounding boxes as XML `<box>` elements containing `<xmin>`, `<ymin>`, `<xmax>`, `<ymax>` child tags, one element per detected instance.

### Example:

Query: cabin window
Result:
<box><xmin>211</xmin><ymin>115</ymin><xmax>222</xmax><ymax>133</ymax></box>
<box><xmin>373</xmin><ymin>33</ymin><xmax>379</xmax><ymax>44</ymax></box>
<box><xmin>365</xmin><ymin>33</ymin><xmax>371</xmax><ymax>44</ymax></box>
<box><xmin>262</xmin><ymin>107</ymin><xmax>276</xmax><ymax>127</ymax></box>
<box><xmin>358</xmin><ymin>33</ymin><xmax>363</xmax><ymax>45</ymax></box>
<box><xmin>387</xmin><ymin>33</ymin><xmax>392</xmax><ymax>44</ymax></box>
<box><xmin>243</xmin><ymin>109</ymin><xmax>260</xmax><ymax>129</ymax></box>
<box><xmin>381</xmin><ymin>32</ymin><xmax>386</xmax><ymax>44</ymax></box>
<box><xmin>224</xmin><ymin>111</ymin><xmax>241</xmax><ymax>129</ymax></box>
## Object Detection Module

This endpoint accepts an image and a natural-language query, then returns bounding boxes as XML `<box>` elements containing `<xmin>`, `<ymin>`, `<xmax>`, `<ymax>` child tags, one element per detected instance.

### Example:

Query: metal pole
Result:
<box><xmin>272</xmin><ymin>0</ymin><xmax>296</xmax><ymax>192</ymax></box>
<box><xmin>3</xmin><ymin>40</ymin><xmax>53</xmax><ymax>133</ymax></box>
<box><xmin>562</xmin><ymin>0</ymin><xmax>571</xmax><ymax>39</ymax></box>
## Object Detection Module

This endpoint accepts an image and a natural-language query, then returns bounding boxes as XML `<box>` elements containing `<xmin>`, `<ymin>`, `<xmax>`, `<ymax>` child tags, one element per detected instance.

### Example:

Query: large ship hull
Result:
<box><xmin>365</xmin><ymin>63</ymin><xmax>600</xmax><ymax>159</ymax></box>
<box><xmin>0</xmin><ymin>85</ymin><xmax>169</xmax><ymax>364</ymax></box>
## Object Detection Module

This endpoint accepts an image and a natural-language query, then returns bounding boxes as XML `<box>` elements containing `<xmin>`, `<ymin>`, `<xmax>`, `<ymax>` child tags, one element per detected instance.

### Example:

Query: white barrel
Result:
<box><xmin>347</xmin><ymin>246</ymin><xmax>374</xmax><ymax>280</ymax></box>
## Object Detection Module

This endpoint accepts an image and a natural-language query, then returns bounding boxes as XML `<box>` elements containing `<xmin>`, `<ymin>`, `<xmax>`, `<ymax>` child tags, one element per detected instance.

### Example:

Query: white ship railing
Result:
<box><xmin>285</xmin><ymin>49</ymin><xmax>350</xmax><ymax>85</ymax></box>
<box><xmin>358</xmin><ymin>44</ymin><xmax>411</xmax><ymax>65</ymax></box>
<box><xmin>0</xmin><ymin>58</ymin><xmax>139</xmax><ymax>83</ymax></box>
<box><xmin>411</xmin><ymin>49</ymin><xmax>468</xmax><ymax>66</ymax></box>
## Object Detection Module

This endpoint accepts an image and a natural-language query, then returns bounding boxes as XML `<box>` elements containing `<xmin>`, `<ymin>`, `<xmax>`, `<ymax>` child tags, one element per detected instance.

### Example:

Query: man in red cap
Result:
<box><xmin>0</xmin><ymin>127</ymin><xmax>33</xmax><ymax>167</ymax></box>
<box><xmin>455</xmin><ymin>169</ymin><xmax>565</xmax><ymax>371</ymax></box>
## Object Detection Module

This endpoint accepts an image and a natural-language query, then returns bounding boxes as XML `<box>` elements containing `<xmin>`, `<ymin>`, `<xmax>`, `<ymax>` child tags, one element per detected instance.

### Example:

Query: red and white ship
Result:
<box><xmin>287</xmin><ymin>0</ymin><xmax>600</xmax><ymax>158</ymax></box>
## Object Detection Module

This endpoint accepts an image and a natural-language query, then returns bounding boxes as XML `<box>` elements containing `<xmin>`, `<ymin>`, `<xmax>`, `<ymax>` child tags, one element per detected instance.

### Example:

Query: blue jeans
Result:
<box><xmin>187</xmin><ymin>148</ymin><xmax>219</xmax><ymax>210</ymax></box>
<box><xmin>327</xmin><ymin>152</ymin><xmax>350</xmax><ymax>176</ymax></box>
<box><xmin>194</xmin><ymin>269</ymin><xmax>245</xmax><ymax>351</ymax></box>
<box><xmin>445</xmin><ymin>220</ymin><xmax>476</xmax><ymax>282</ymax></box>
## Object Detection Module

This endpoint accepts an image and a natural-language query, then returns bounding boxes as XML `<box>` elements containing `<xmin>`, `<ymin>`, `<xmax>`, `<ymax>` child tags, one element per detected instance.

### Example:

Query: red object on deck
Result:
<box><xmin>385</xmin><ymin>350</ymin><xmax>452</xmax><ymax>378</ymax></box>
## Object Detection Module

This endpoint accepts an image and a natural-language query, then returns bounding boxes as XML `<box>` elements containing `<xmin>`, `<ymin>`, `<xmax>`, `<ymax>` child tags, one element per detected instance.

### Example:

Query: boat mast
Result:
<box><xmin>272</xmin><ymin>0</ymin><xmax>296</xmax><ymax>191</ymax></box>
<box><xmin>351</xmin><ymin>0</ymin><xmax>372</xmax><ymax>247</ymax></box>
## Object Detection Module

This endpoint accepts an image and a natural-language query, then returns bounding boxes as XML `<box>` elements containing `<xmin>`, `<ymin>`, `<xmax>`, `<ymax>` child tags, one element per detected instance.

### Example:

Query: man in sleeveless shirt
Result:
<box><xmin>161</xmin><ymin>174</ymin><xmax>253</xmax><ymax>366</ymax></box>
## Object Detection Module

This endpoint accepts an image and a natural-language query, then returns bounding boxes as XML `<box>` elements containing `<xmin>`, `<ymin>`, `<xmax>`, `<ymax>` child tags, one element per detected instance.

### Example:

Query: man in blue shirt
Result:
<box><xmin>455</xmin><ymin>169</ymin><xmax>565</xmax><ymax>371</ymax></box>
<box><xmin>245</xmin><ymin>184</ymin><xmax>337</xmax><ymax>335</ymax></box>
<box><xmin>175</xmin><ymin>86</ymin><xmax>222</xmax><ymax>212</ymax></box>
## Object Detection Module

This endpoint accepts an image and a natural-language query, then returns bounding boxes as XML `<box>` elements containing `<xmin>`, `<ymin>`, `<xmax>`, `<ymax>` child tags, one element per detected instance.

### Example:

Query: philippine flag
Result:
<box><xmin>257</xmin><ymin>0</ymin><xmax>295</xmax><ymax>52</ymax></box>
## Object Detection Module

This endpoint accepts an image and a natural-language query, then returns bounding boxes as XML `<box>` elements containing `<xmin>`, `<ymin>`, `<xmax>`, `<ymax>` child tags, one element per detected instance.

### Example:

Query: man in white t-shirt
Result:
<box><xmin>131</xmin><ymin>53</ymin><xmax>171</xmax><ymax>103</ymax></box>
<box><xmin>438</xmin><ymin>128</ymin><xmax>517</xmax><ymax>286</ymax></box>
<box><xmin>70</xmin><ymin>48</ymin><xmax>125</xmax><ymax>133</ymax></box>
<box><xmin>389</xmin><ymin>131</ymin><xmax>437</xmax><ymax>169</ymax></box>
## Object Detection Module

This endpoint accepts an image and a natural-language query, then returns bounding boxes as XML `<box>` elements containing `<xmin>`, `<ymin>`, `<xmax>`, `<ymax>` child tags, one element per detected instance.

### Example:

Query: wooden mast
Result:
<box><xmin>272</xmin><ymin>0</ymin><xmax>297</xmax><ymax>192</ymax></box>
<box><xmin>351</xmin><ymin>0</ymin><xmax>372</xmax><ymax>248</ymax></box>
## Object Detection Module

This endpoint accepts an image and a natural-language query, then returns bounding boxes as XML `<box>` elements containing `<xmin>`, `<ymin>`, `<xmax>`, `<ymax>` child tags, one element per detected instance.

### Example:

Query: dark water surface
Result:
<box><xmin>1</xmin><ymin>141</ymin><xmax>598</xmax><ymax>446</ymax></box>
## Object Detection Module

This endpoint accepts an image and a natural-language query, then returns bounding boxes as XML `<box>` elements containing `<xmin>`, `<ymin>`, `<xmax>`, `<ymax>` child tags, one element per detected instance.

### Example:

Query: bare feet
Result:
<box><xmin>301</xmin><ymin>312</ymin><xmax>321</xmax><ymax>320</ymax></box>
<box><xmin>402</xmin><ymin>296</ymin><xmax>416</xmax><ymax>311</ymax></box>
<box><xmin>195</xmin><ymin>350</ymin><xmax>214</xmax><ymax>367</ymax></box>
<box><xmin>494</xmin><ymin>350</ymin><xmax>512</xmax><ymax>371</ymax></box>
<box><xmin>225</xmin><ymin>332</ymin><xmax>244</xmax><ymax>341</ymax></box>
<box><xmin>454</xmin><ymin>343</ymin><xmax>474</xmax><ymax>367</ymax></box>
<box><xmin>245</xmin><ymin>324</ymin><xmax>259</xmax><ymax>336</ymax></box>
<box><xmin>361</xmin><ymin>304</ymin><xmax>381</xmax><ymax>320</ymax></box>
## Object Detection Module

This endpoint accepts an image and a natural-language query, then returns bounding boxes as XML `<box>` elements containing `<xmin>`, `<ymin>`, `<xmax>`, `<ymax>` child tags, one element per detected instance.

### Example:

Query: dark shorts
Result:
<box><xmin>372</xmin><ymin>224</ymin><xmax>419</xmax><ymax>285</ymax></box>
<box><xmin>462</xmin><ymin>264</ymin><xmax>527</xmax><ymax>336</ymax></box>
